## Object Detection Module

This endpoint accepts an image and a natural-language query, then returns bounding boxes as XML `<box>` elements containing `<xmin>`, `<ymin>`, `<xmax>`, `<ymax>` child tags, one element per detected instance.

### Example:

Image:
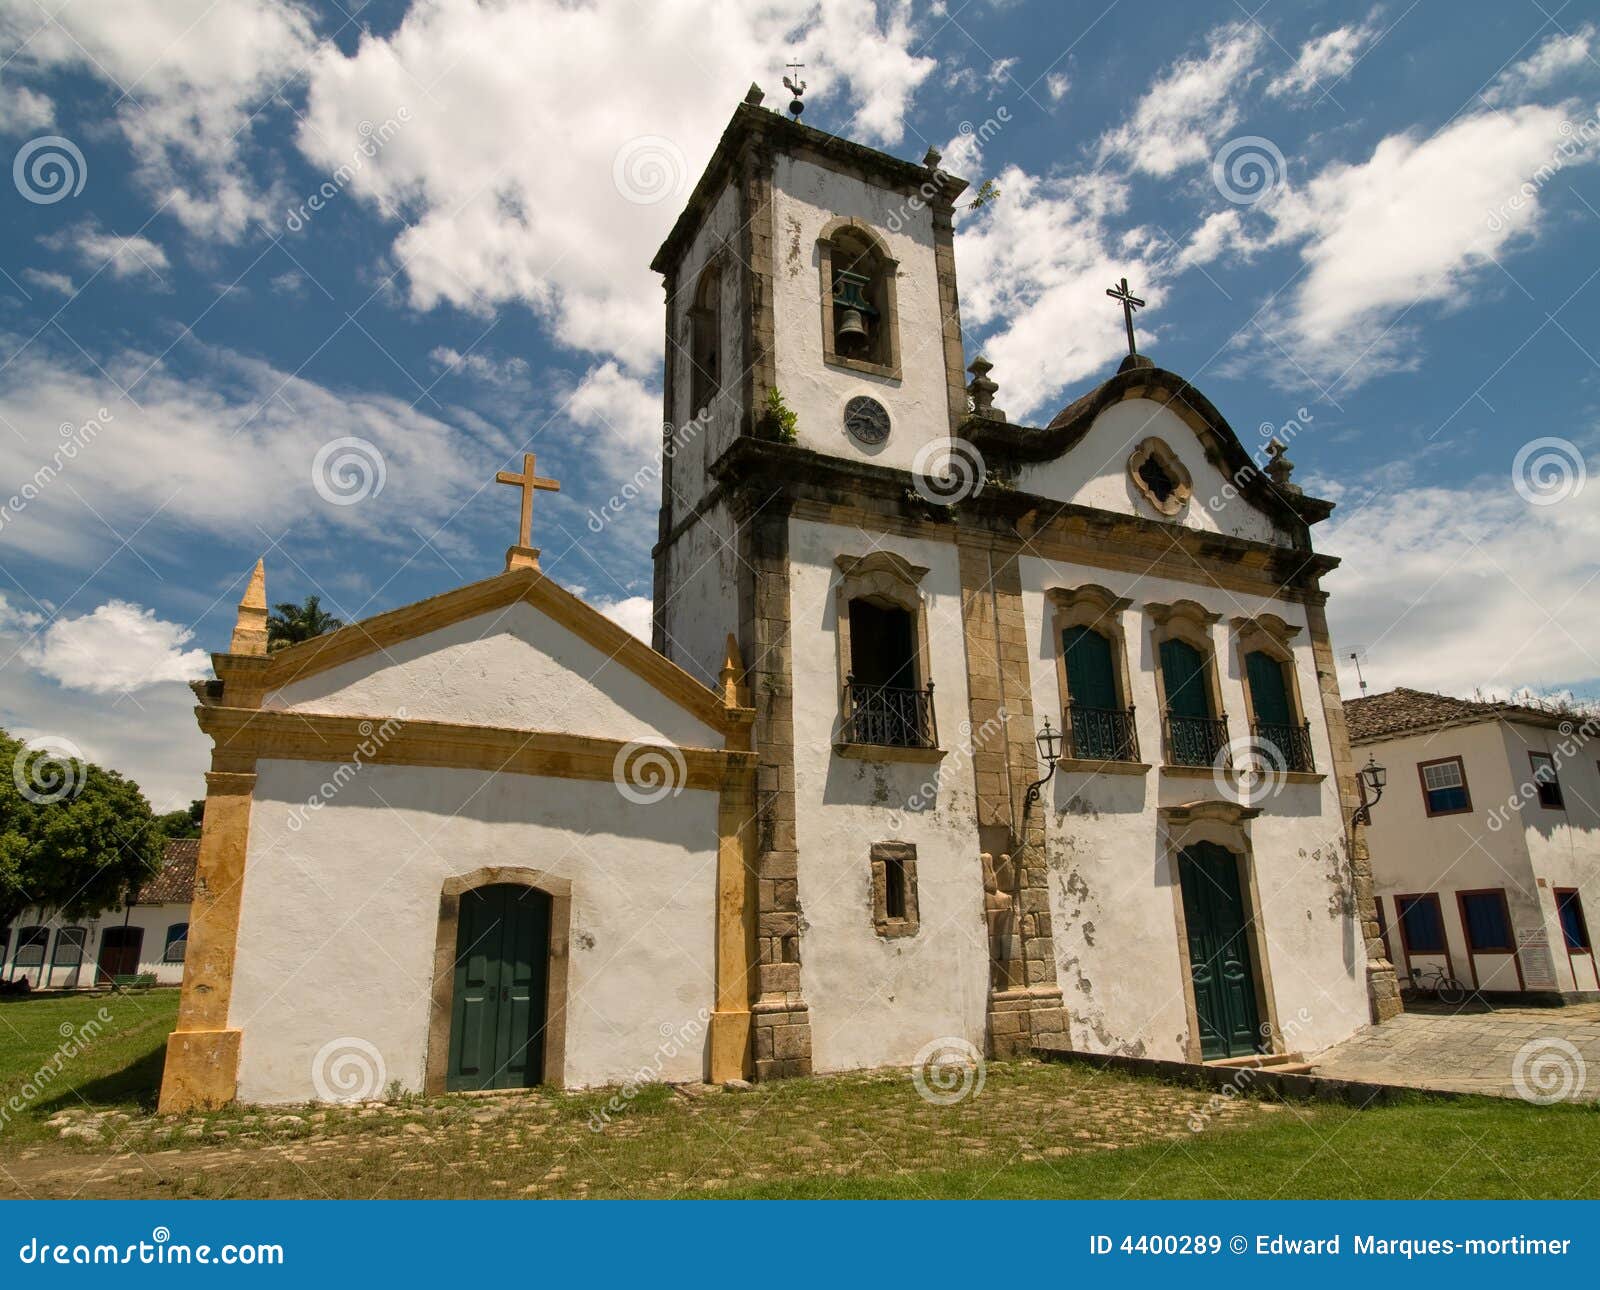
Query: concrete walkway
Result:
<box><xmin>1310</xmin><ymin>1000</ymin><xmax>1600</xmax><ymax>1102</ymax></box>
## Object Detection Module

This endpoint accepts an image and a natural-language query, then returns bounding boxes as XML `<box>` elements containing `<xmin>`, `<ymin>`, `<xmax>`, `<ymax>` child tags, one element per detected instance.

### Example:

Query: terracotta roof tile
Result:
<box><xmin>137</xmin><ymin>838</ymin><xmax>197</xmax><ymax>905</ymax></box>
<box><xmin>1344</xmin><ymin>687</ymin><xmax>1581</xmax><ymax>742</ymax></box>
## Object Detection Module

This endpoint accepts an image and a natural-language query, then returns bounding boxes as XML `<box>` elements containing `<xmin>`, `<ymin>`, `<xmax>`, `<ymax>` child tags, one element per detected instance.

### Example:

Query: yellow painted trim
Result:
<box><xmin>197</xmin><ymin>707</ymin><xmax>754</xmax><ymax>790</ymax></box>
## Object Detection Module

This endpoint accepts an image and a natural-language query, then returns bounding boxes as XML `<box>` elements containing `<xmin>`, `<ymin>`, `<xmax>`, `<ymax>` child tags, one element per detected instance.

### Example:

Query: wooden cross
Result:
<box><xmin>496</xmin><ymin>451</ymin><xmax>559</xmax><ymax>571</ymax></box>
<box><xmin>1106</xmin><ymin>276</ymin><xmax>1145</xmax><ymax>357</ymax></box>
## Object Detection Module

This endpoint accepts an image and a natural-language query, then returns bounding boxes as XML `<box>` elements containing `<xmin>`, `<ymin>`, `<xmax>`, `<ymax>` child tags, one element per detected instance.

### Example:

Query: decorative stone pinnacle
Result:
<box><xmin>1265</xmin><ymin>438</ymin><xmax>1301</xmax><ymax>493</ymax></box>
<box><xmin>744</xmin><ymin>82</ymin><xmax>764</xmax><ymax>106</ymax></box>
<box><xmin>922</xmin><ymin>144</ymin><xmax>943</xmax><ymax>169</ymax></box>
<box><xmin>720</xmin><ymin>633</ymin><xmax>749</xmax><ymax>709</ymax></box>
<box><xmin>966</xmin><ymin>355</ymin><xmax>1006</xmax><ymax>422</ymax></box>
<box><xmin>230</xmin><ymin>557</ymin><xmax>269</xmax><ymax>656</ymax></box>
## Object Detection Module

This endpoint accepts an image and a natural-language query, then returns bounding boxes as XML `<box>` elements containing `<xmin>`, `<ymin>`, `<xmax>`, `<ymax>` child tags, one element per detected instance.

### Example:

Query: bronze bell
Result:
<box><xmin>833</xmin><ymin>269</ymin><xmax>875</xmax><ymax>351</ymax></box>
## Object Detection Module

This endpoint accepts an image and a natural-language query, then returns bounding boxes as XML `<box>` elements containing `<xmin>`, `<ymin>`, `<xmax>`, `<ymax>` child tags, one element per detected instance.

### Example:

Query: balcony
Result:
<box><xmin>1253</xmin><ymin>720</ymin><xmax>1316</xmax><ymax>773</ymax></box>
<box><xmin>1164</xmin><ymin>713</ymin><xmax>1230</xmax><ymax>767</ymax></box>
<box><xmin>839</xmin><ymin>678</ymin><xmax>938</xmax><ymax>750</ymax></box>
<box><xmin>1065</xmin><ymin>703</ymin><xmax>1140</xmax><ymax>763</ymax></box>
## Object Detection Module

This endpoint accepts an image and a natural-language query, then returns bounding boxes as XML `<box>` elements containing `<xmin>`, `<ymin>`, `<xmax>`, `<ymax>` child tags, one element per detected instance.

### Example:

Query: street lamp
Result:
<box><xmin>1024</xmin><ymin>719</ymin><xmax>1064</xmax><ymax>808</ymax></box>
<box><xmin>1352</xmin><ymin>755</ymin><xmax>1387</xmax><ymax>827</ymax></box>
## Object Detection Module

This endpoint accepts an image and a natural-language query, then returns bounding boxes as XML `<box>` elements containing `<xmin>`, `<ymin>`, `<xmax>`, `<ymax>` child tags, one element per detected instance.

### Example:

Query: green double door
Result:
<box><xmin>1177</xmin><ymin>843</ymin><xmax>1262</xmax><ymax>1060</ymax></box>
<box><xmin>446</xmin><ymin>885</ymin><xmax>550</xmax><ymax>1091</ymax></box>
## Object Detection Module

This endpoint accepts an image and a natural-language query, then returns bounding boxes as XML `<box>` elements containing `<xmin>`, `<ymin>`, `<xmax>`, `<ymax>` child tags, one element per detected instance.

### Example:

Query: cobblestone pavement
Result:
<box><xmin>1311</xmin><ymin>1000</ymin><xmax>1600</xmax><ymax>1102</ymax></box>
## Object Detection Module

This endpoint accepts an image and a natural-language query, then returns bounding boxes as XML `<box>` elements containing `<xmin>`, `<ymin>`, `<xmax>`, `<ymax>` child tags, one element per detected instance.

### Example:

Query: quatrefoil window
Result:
<box><xmin>1128</xmin><ymin>438</ymin><xmax>1193</xmax><ymax>517</ymax></box>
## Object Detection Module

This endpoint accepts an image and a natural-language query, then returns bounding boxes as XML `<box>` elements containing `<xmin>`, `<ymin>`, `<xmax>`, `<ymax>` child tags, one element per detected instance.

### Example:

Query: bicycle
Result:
<box><xmin>1409</xmin><ymin>964</ymin><xmax>1469</xmax><ymax>1005</ymax></box>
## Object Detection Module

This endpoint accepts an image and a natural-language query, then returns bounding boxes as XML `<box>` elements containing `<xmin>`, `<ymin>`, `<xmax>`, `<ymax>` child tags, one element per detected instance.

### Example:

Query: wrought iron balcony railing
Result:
<box><xmin>840</xmin><ymin>678</ymin><xmax>938</xmax><ymax>749</ymax></box>
<box><xmin>1253</xmin><ymin>720</ymin><xmax>1316</xmax><ymax>773</ymax></box>
<box><xmin>1164</xmin><ymin>712</ymin><xmax>1230</xmax><ymax>767</ymax></box>
<box><xmin>1065</xmin><ymin>703</ymin><xmax>1140</xmax><ymax>763</ymax></box>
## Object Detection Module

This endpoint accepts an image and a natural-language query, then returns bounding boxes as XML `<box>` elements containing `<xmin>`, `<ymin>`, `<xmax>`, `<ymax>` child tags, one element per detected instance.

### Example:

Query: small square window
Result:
<box><xmin>1529</xmin><ymin>752</ymin><xmax>1564</xmax><ymax>809</ymax></box>
<box><xmin>1419</xmin><ymin>757</ymin><xmax>1471</xmax><ymax>816</ymax></box>
<box><xmin>870</xmin><ymin>842</ymin><xmax>919</xmax><ymax>938</ymax></box>
<box><xmin>1460</xmin><ymin>891</ymin><xmax>1514</xmax><ymax>952</ymax></box>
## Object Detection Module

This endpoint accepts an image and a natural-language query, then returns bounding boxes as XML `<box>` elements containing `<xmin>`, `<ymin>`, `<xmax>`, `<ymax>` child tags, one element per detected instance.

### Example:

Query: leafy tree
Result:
<box><xmin>267</xmin><ymin>595</ymin><xmax>343</xmax><ymax>651</ymax></box>
<box><xmin>154</xmin><ymin>797</ymin><xmax>204</xmax><ymax>841</ymax></box>
<box><xmin>0</xmin><ymin>729</ymin><xmax>163</xmax><ymax>928</ymax></box>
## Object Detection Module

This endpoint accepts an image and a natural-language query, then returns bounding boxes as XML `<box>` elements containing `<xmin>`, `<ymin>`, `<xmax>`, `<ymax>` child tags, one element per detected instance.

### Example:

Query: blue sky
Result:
<box><xmin>1</xmin><ymin>0</ymin><xmax>1597</xmax><ymax>807</ymax></box>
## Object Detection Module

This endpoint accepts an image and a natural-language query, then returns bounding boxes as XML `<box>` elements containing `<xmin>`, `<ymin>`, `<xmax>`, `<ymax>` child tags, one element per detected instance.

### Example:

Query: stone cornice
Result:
<box><xmin>961</xmin><ymin>366</ymin><xmax>1336</xmax><ymax>532</ymax></box>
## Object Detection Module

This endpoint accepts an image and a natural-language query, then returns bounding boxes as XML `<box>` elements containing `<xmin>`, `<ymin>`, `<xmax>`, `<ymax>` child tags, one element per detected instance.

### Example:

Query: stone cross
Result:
<box><xmin>1105</xmin><ymin>276</ymin><xmax>1145</xmax><ymax>357</ymax></box>
<box><xmin>496</xmin><ymin>451</ymin><xmax>560</xmax><ymax>571</ymax></box>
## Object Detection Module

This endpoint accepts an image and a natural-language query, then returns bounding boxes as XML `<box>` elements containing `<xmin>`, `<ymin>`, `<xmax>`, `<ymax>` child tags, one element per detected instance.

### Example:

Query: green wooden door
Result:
<box><xmin>1177</xmin><ymin>843</ymin><xmax>1262</xmax><ymax>1060</ymax></box>
<box><xmin>1245</xmin><ymin>651</ymin><xmax>1293</xmax><ymax>727</ymax></box>
<box><xmin>447</xmin><ymin>885</ymin><xmax>550</xmax><ymax>1091</ymax></box>
<box><xmin>1159</xmin><ymin>638</ymin><xmax>1211</xmax><ymax>719</ymax></box>
<box><xmin>1063</xmin><ymin>627</ymin><xmax>1119</xmax><ymax>759</ymax></box>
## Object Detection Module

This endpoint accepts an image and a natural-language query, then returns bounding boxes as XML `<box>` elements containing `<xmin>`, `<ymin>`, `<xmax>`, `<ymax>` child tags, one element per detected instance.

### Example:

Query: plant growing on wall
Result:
<box><xmin>758</xmin><ymin>387</ymin><xmax>798</xmax><ymax>444</ymax></box>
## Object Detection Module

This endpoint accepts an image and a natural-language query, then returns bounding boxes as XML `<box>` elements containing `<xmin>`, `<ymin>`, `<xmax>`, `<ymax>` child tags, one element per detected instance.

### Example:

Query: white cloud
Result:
<box><xmin>42</xmin><ymin>222</ymin><xmax>171</xmax><ymax>282</ymax></box>
<box><xmin>567</xmin><ymin>360</ymin><xmax>662</xmax><ymax>466</ymax></box>
<box><xmin>1325</xmin><ymin>471</ymin><xmax>1600</xmax><ymax>698</ymax></box>
<box><xmin>269</xmin><ymin>270</ymin><xmax>306</xmax><ymax>296</ymax></box>
<box><xmin>1266</xmin><ymin>18</ymin><xmax>1379</xmax><ymax>100</ymax></box>
<box><xmin>430</xmin><ymin>346</ymin><xmax>531</xmax><ymax>388</ymax></box>
<box><xmin>1045</xmin><ymin>72</ymin><xmax>1070</xmax><ymax>102</ymax></box>
<box><xmin>1097</xmin><ymin>22</ymin><xmax>1263</xmax><ymax>176</ymax></box>
<box><xmin>21</xmin><ymin>600</ymin><xmax>211</xmax><ymax>694</ymax></box>
<box><xmin>0</xmin><ymin>0</ymin><xmax>317</xmax><ymax>240</ymax></box>
<box><xmin>295</xmin><ymin>0</ymin><xmax>933</xmax><ymax>372</ymax></box>
<box><xmin>987</xmin><ymin>57</ymin><xmax>1018</xmax><ymax>86</ymax></box>
<box><xmin>0</xmin><ymin>81</ymin><xmax>54</xmax><ymax>132</ymax></box>
<box><xmin>596</xmin><ymin>595</ymin><xmax>653</xmax><ymax>642</ymax></box>
<box><xmin>1484</xmin><ymin>24</ymin><xmax>1597</xmax><ymax>107</ymax></box>
<box><xmin>1253</xmin><ymin>103</ymin><xmax>1599</xmax><ymax>388</ymax></box>
<box><xmin>21</xmin><ymin>268</ymin><xmax>76</xmax><ymax>296</ymax></box>
<box><xmin>0</xmin><ymin>339</ymin><xmax>493</xmax><ymax>569</ymax></box>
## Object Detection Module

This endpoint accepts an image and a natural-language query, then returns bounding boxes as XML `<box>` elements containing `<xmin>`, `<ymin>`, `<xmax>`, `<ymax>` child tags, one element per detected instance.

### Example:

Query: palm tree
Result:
<box><xmin>266</xmin><ymin>595</ymin><xmax>343</xmax><ymax>651</ymax></box>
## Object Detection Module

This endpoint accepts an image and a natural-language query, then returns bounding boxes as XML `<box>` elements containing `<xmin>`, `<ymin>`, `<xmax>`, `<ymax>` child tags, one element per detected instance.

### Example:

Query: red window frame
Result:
<box><xmin>1417</xmin><ymin>755</ymin><xmax>1472</xmax><ymax>817</ymax></box>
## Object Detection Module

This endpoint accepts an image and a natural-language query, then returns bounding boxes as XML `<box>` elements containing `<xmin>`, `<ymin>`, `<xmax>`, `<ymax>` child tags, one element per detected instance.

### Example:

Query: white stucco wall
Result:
<box><xmin>1018</xmin><ymin>556</ymin><xmax>1370</xmax><ymax>1059</ymax></box>
<box><xmin>1014</xmin><ymin>400</ymin><xmax>1291</xmax><ymax>545</ymax></box>
<box><xmin>786</xmin><ymin>517</ymin><xmax>991</xmax><ymax>1071</ymax></box>
<box><xmin>659</xmin><ymin>497</ymin><xmax>740</xmax><ymax>690</ymax></box>
<box><xmin>1363</xmin><ymin>718</ymin><xmax>1600</xmax><ymax>995</ymax></box>
<box><xmin>2</xmin><ymin>903</ymin><xmax>189</xmax><ymax>989</ymax></box>
<box><xmin>229</xmin><ymin>759</ymin><xmax>721</xmax><ymax>1103</ymax></box>
<box><xmin>770</xmin><ymin>155</ymin><xmax>953</xmax><ymax>474</ymax></box>
<box><xmin>264</xmin><ymin>600</ymin><xmax>723</xmax><ymax>750</ymax></box>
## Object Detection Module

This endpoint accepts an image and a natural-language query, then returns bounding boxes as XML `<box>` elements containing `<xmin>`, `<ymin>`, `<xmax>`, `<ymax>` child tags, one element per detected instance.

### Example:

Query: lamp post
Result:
<box><xmin>1024</xmin><ymin>719</ymin><xmax>1064</xmax><ymax>808</ymax></box>
<box><xmin>1351</xmin><ymin>755</ymin><xmax>1387</xmax><ymax>827</ymax></box>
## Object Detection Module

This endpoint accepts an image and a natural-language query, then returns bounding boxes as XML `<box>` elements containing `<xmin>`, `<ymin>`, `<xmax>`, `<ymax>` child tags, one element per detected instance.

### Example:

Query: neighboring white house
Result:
<box><xmin>1</xmin><ymin>838</ymin><xmax>195</xmax><ymax>990</ymax></box>
<box><xmin>1347</xmin><ymin>689</ymin><xmax>1599</xmax><ymax>1001</ymax></box>
<box><xmin>161</xmin><ymin>90</ymin><xmax>1393</xmax><ymax>1111</ymax></box>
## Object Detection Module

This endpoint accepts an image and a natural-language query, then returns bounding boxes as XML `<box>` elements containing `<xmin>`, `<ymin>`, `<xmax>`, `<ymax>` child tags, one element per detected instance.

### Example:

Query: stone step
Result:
<box><xmin>1206</xmin><ymin>1051</ymin><xmax>1307</xmax><ymax>1069</ymax></box>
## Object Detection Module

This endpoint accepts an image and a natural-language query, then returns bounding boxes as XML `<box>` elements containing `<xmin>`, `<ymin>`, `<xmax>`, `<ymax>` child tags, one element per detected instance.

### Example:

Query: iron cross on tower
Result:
<box><xmin>1106</xmin><ymin>276</ymin><xmax>1145</xmax><ymax>358</ymax></box>
<box><xmin>496</xmin><ymin>451</ymin><xmax>560</xmax><ymax>572</ymax></box>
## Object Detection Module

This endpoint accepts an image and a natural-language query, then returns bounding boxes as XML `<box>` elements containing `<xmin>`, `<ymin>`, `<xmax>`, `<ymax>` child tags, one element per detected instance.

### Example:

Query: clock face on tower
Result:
<box><xmin>843</xmin><ymin>395</ymin><xmax>891</xmax><ymax>446</ymax></box>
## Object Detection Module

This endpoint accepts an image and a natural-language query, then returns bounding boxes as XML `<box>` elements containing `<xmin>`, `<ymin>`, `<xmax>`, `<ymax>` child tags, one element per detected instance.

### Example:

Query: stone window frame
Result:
<box><xmin>1146</xmin><ymin>599</ymin><xmax>1227</xmax><ymax>753</ymax></box>
<box><xmin>1160</xmin><ymin>800</ymin><xmax>1281</xmax><ymax>1063</ymax></box>
<box><xmin>870</xmin><ymin>841</ymin><xmax>920</xmax><ymax>938</ymax></box>
<box><xmin>1128</xmin><ymin>437</ymin><xmax>1194</xmax><ymax>518</ymax></box>
<box><xmin>425</xmin><ymin>866</ymin><xmax>572</xmax><ymax>1095</ymax></box>
<box><xmin>816</xmin><ymin>216</ymin><xmax>903</xmax><ymax>381</ymax></box>
<box><xmin>1046</xmin><ymin>584</ymin><xmax>1146</xmax><ymax>769</ymax></box>
<box><xmin>687</xmin><ymin>258</ymin><xmax>723</xmax><ymax>417</ymax></box>
<box><xmin>1230</xmin><ymin>613</ymin><xmax>1311</xmax><ymax>736</ymax></box>
<box><xmin>833</xmin><ymin>552</ymin><xmax>937</xmax><ymax>757</ymax></box>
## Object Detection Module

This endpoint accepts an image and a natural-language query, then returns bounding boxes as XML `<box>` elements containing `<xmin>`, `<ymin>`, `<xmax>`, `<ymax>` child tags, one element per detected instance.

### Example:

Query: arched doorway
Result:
<box><xmin>1176</xmin><ymin>842</ymin><xmax>1262</xmax><ymax>1060</ymax></box>
<box><xmin>445</xmin><ymin>884</ymin><xmax>551</xmax><ymax>1091</ymax></box>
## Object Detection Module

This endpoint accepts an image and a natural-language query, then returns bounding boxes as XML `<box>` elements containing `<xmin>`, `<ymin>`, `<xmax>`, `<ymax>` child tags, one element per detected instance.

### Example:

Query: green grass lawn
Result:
<box><xmin>1</xmin><ymin>990</ymin><xmax>1595</xmax><ymax>1199</ymax></box>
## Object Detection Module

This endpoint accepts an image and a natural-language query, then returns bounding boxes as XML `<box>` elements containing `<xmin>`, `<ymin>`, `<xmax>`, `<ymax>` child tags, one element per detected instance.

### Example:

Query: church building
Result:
<box><xmin>160</xmin><ymin>89</ymin><xmax>1397</xmax><ymax>1110</ymax></box>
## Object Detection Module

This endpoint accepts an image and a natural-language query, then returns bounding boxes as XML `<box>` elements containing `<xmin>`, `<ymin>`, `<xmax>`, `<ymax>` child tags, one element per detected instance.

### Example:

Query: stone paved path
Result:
<box><xmin>1310</xmin><ymin>1001</ymin><xmax>1600</xmax><ymax>1102</ymax></box>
